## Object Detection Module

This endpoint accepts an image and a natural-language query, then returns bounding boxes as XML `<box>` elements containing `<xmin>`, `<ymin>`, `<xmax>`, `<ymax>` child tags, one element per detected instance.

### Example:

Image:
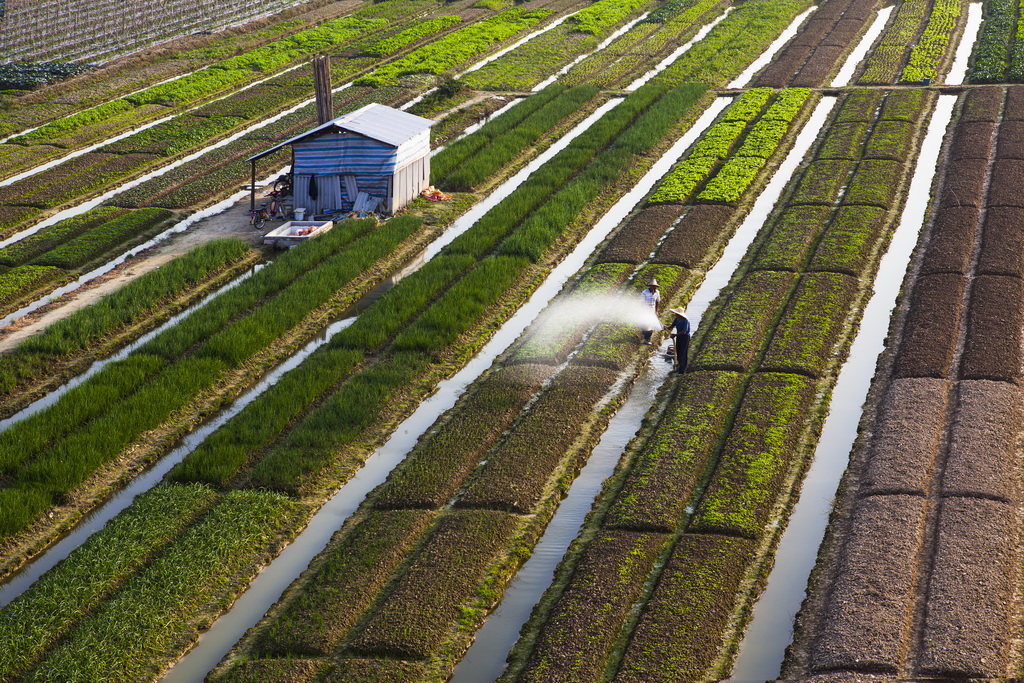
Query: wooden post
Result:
<box><xmin>313</xmin><ymin>55</ymin><xmax>333</xmax><ymax>125</ymax></box>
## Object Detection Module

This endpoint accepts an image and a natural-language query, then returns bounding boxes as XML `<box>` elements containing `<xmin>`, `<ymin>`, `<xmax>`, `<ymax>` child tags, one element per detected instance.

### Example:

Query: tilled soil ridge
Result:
<box><xmin>782</xmin><ymin>85</ymin><xmax>1024</xmax><ymax>680</ymax></box>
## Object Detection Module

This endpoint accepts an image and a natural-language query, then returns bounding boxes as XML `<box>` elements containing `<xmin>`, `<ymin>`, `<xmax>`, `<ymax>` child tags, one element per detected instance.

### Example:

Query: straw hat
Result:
<box><xmin>648</xmin><ymin>278</ymin><xmax>659</xmax><ymax>287</ymax></box>
<box><xmin>670</xmin><ymin>307</ymin><xmax>687</xmax><ymax>316</ymax></box>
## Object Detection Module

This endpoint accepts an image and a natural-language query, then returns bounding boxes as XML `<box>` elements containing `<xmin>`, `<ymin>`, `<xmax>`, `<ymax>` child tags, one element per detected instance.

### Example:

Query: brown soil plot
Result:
<box><xmin>919</xmin><ymin>205</ymin><xmax>980</xmax><ymax>275</ymax></box>
<box><xmin>860</xmin><ymin>377</ymin><xmax>950</xmax><ymax>496</ymax></box>
<box><xmin>941</xmin><ymin>379</ymin><xmax>1023</xmax><ymax>501</ymax></box>
<box><xmin>891</xmin><ymin>272</ymin><xmax>967</xmax><ymax>378</ymax></box>
<box><xmin>811</xmin><ymin>494</ymin><xmax>929</xmax><ymax>674</ymax></box>
<box><xmin>976</xmin><ymin>206</ymin><xmax>1024</xmax><ymax>277</ymax></box>
<box><xmin>919</xmin><ymin>498</ymin><xmax>1020</xmax><ymax>677</ymax></box>
<box><xmin>959</xmin><ymin>274</ymin><xmax>1024</xmax><ymax>382</ymax></box>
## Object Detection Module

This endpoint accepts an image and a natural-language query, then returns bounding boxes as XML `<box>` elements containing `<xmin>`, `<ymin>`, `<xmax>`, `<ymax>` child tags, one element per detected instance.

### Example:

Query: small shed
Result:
<box><xmin>248</xmin><ymin>103</ymin><xmax>434</xmax><ymax>216</ymax></box>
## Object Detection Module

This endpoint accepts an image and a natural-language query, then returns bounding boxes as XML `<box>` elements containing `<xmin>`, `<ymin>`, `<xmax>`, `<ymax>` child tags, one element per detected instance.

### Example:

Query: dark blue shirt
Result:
<box><xmin>670</xmin><ymin>316</ymin><xmax>690</xmax><ymax>336</ymax></box>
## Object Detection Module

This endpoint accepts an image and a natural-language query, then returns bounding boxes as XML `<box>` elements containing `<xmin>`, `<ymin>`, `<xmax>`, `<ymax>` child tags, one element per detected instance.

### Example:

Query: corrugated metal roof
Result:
<box><xmin>248</xmin><ymin>104</ymin><xmax>434</xmax><ymax>162</ymax></box>
<box><xmin>336</xmin><ymin>103</ymin><xmax>434</xmax><ymax>146</ymax></box>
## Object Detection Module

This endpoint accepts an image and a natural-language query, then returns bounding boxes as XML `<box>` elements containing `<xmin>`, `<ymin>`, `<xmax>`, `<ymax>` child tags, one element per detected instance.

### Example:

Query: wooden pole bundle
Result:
<box><xmin>313</xmin><ymin>55</ymin><xmax>333</xmax><ymax>124</ymax></box>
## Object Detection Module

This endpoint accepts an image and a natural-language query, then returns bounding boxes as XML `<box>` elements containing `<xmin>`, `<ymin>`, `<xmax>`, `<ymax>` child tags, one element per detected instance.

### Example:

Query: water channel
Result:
<box><xmin>727</xmin><ymin>94</ymin><xmax>958</xmax><ymax>683</ymax></box>
<box><xmin>163</xmin><ymin>91</ymin><xmax>747</xmax><ymax>682</ymax></box>
<box><xmin>0</xmin><ymin>95</ymin><xmax>623</xmax><ymax>604</ymax></box>
<box><xmin>452</xmin><ymin>94</ymin><xmax>839</xmax><ymax>683</ymax></box>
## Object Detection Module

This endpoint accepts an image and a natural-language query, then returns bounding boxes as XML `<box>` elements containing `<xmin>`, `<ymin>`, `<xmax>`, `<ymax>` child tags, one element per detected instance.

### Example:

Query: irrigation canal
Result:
<box><xmin>0</xmin><ymin>94</ymin><xmax>623</xmax><ymax>603</ymax></box>
<box><xmin>727</xmin><ymin>93</ymin><xmax>959</xmax><ymax>682</ymax></box>
<box><xmin>160</xmin><ymin>90</ymin><xmax>746</xmax><ymax>682</ymax></box>
<box><xmin>451</xmin><ymin>89</ymin><xmax>836</xmax><ymax>683</ymax></box>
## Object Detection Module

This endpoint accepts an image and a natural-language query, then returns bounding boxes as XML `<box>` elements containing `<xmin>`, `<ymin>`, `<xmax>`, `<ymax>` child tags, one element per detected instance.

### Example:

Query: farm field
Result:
<box><xmin>1</xmin><ymin>0</ymin><xmax>1023</xmax><ymax>680</ymax></box>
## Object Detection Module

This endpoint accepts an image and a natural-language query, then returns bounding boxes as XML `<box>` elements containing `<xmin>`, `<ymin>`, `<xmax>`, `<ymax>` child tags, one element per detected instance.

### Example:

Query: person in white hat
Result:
<box><xmin>639</xmin><ymin>278</ymin><xmax>660</xmax><ymax>344</ymax></box>
<box><xmin>667</xmin><ymin>306</ymin><xmax>690</xmax><ymax>372</ymax></box>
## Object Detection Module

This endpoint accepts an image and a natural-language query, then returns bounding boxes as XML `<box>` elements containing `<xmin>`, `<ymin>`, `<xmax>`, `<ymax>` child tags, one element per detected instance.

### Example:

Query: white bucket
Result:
<box><xmin>294</xmin><ymin>207</ymin><xmax>306</xmax><ymax>220</ymax></box>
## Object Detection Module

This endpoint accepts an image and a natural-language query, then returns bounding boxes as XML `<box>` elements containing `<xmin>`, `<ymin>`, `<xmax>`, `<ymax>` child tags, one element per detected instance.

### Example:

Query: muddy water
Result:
<box><xmin>450</xmin><ymin>95</ymin><xmax>839</xmax><ymax>683</ymax></box>
<box><xmin>830</xmin><ymin>6</ymin><xmax>894</xmax><ymax>86</ymax></box>
<box><xmin>531</xmin><ymin>12</ymin><xmax>652</xmax><ymax>91</ymax></box>
<box><xmin>728</xmin><ymin>7</ymin><xmax>817</xmax><ymax>88</ymax></box>
<box><xmin>0</xmin><ymin>315</ymin><xmax>355</xmax><ymax>606</ymax></box>
<box><xmin>161</xmin><ymin>91</ymin><xmax>739</xmax><ymax>682</ymax></box>
<box><xmin>625</xmin><ymin>8</ymin><xmax>734</xmax><ymax>91</ymax></box>
<box><xmin>726</xmin><ymin>95</ymin><xmax>957</xmax><ymax>683</ymax></box>
<box><xmin>945</xmin><ymin>3</ymin><xmax>983</xmax><ymax>85</ymax></box>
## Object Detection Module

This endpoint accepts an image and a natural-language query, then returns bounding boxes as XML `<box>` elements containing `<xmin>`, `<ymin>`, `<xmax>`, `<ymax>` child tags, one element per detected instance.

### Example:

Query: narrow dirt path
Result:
<box><xmin>0</xmin><ymin>197</ymin><xmax>262</xmax><ymax>353</ymax></box>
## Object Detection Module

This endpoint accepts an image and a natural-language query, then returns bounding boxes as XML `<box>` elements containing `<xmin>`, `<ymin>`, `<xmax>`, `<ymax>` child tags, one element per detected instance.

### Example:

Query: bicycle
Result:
<box><xmin>249</xmin><ymin>183</ymin><xmax>289</xmax><ymax>229</ymax></box>
<box><xmin>249</xmin><ymin>202</ymin><xmax>272</xmax><ymax>230</ymax></box>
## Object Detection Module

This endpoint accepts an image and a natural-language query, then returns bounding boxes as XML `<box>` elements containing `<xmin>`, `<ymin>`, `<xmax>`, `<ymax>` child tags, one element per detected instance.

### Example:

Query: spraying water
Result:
<box><xmin>524</xmin><ymin>291</ymin><xmax>665</xmax><ymax>341</ymax></box>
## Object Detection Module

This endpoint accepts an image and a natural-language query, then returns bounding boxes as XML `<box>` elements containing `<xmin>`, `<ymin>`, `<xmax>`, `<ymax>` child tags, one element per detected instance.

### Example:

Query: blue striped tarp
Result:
<box><xmin>293</xmin><ymin>130</ymin><xmax>429</xmax><ymax>176</ymax></box>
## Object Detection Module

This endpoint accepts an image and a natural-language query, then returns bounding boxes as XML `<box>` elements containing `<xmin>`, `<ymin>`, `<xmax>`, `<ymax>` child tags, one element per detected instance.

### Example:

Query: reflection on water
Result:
<box><xmin>727</xmin><ymin>95</ymin><xmax>957</xmax><ymax>682</ymax></box>
<box><xmin>451</xmin><ymin>94</ymin><xmax>839</xmax><ymax>683</ymax></box>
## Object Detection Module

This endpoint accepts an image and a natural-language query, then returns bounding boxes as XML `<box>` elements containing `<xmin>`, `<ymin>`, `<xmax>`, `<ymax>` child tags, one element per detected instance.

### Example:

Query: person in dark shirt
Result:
<box><xmin>667</xmin><ymin>307</ymin><xmax>690</xmax><ymax>374</ymax></box>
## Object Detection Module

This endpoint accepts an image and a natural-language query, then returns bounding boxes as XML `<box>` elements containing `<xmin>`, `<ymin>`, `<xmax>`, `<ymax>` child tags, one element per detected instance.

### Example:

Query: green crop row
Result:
<box><xmin>432</xmin><ymin>84</ymin><xmax>601</xmax><ymax>190</ymax></box>
<box><xmin>356</xmin><ymin>9</ymin><xmax>553</xmax><ymax>86</ymax></box>
<box><xmin>0</xmin><ymin>206</ymin><xmax>127</xmax><ymax>266</ymax></box>
<box><xmin>348</xmin><ymin>510</ymin><xmax>521</xmax><ymax>659</ymax></box>
<box><xmin>562</xmin><ymin>0</ymin><xmax>722</xmax><ymax>88</ymax></box>
<box><xmin>648</xmin><ymin>90</ymin><xmax>772</xmax><ymax>203</ymax></box>
<box><xmin>457</xmin><ymin>365</ymin><xmax>620</xmax><ymax>513</ymax></box>
<box><xmin>689</xmin><ymin>372</ymin><xmax>817</xmax><ymax>537</ymax></box>
<box><xmin>0</xmin><ymin>484</ymin><xmax>217</xmax><ymax>680</ymax></box>
<box><xmin>102</xmin><ymin>115</ymin><xmax>246</xmax><ymax>157</ymax></box>
<box><xmin>651</xmin><ymin>87</ymin><xmax>807</xmax><ymax>206</ymax></box>
<box><xmin>27</xmin><ymin>489</ymin><xmax>294</xmax><ymax>682</ymax></box>
<box><xmin>1011</xmin><ymin>0</ymin><xmax>1024</xmax><ymax>79</ymax></box>
<box><xmin>646</xmin><ymin>0</ymin><xmax>701</xmax><ymax>22</ymax></box>
<box><xmin>373</xmin><ymin>363</ymin><xmax>556</xmax><ymax>509</ymax></box>
<box><xmin>970</xmin><ymin>0</ymin><xmax>1017</xmax><ymax>81</ymax></box>
<box><xmin>137</xmin><ymin>218</ymin><xmax>377</xmax><ymax>360</ymax></box>
<box><xmin>0</xmin><ymin>239</ymin><xmax>252</xmax><ymax>397</ymax></box>
<box><xmin>759</xmin><ymin>273</ymin><xmax>861</xmax><ymax>378</ymax></box>
<box><xmin>9</xmin><ymin>15</ymin><xmax>388</xmax><ymax>147</ymax></box>
<box><xmin>363</xmin><ymin>16</ymin><xmax>463</xmax><ymax>56</ymax></box>
<box><xmin>659</xmin><ymin>0</ymin><xmax>812</xmax><ymax>87</ymax></box>
<box><xmin>569</xmin><ymin>0</ymin><xmax>648</xmax><ymax>35</ymax></box>
<box><xmin>515</xmin><ymin>530</ymin><xmax>667</xmax><ymax>682</ymax></box>
<box><xmin>614</xmin><ymin>535</ymin><xmax>757</xmax><ymax>681</ymax></box>
<box><xmin>254</xmin><ymin>509</ymin><xmax>434</xmax><ymax>656</ymax></box>
<box><xmin>460</xmin><ymin>0</ymin><xmax>659</xmax><ymax>91</ymax></box>
<box><xmin>0</xmin><ymin>152</ymin><xmax>159</xmax><ymax>211</ymax></box>
<box><xmin>697</xmin><ymin>89</ymin><xmax>811</xmax><ymax>203</ymax></box>
<box><xmin>858</xmin><ymin>0</ymin><xmax>929</xmax><ymax>84</ymax></box>
<box><xmin>35</xmin><ymin>208</ymin><xmax>174</xmax><ymax>269</ymax></box>
<box><xmin>0</xmin><ymin>265</ymin><xmax>64</xmax><ymax>309</ymax></box>
<box><xmin>0</xmin><ymin>218</ymin><xmax>409</xmax><ymax>540</ymax></box>
<box><xmin>693</xmin><ymin>271</ymin><xmax>794</xmax><ymax>372</ymax></box>
<box><xmin>457</xmin><ymin>22</ymin><xmax>601</xmax><ymax>91</ymax></box>
<box><xmin>900</xmin><ymin>0</ymin><xmax>963</xmax><ymax>83</ymax></box>
<box><xmin>720</xmin><ymin>87</ymin><xmax>772</xmax><ymax>121</ymax></box>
